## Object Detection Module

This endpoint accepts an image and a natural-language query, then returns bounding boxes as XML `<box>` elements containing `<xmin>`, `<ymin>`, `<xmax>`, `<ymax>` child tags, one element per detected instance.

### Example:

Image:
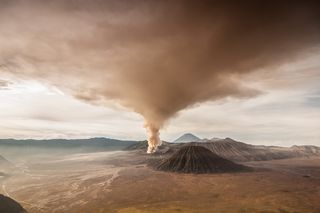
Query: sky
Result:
<box><xmin>0</xmin><ymin>0</ymin><xmax>320</xmax><ymax>146</ymax></box>
<box><xmin>1</xmin><ymin>53</ymin><xmax>320</xmax><ymax>146</ymax></box>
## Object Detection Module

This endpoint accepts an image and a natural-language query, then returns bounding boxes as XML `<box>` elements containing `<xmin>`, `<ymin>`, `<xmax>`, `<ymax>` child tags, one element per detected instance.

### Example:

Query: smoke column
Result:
<box><xmin>0</xmin><ymin>0</ymin><xmax>320</xmax><ymax>152</ymax></box>
<box><xmin>145</xmin><ymin>122</ymin><xmax>161</xmax><ymax>153</ymax></box>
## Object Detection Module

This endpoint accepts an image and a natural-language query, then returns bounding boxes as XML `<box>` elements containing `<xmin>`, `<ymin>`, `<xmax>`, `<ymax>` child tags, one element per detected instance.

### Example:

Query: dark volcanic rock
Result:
<box><xmin>155</xmin><ymin>145</ymin><xmax>249</xmax><ymax>173</ymax></box>
<box><xmin>0</xmin><ymin>194</ymin><xmax>27</xmax><ymax>213</ymax></box>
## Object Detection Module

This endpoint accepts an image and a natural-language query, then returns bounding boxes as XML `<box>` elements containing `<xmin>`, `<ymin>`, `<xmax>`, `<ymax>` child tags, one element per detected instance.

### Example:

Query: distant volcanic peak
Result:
<box><xmin>155</xmin><ymin>145</ymin><xmax>249</xmax><ymax>174</ymax></box>
<box><xmin>173</xmin><ymin>133</ymin><xmax>201</xmax><ymax>143</ymax></box>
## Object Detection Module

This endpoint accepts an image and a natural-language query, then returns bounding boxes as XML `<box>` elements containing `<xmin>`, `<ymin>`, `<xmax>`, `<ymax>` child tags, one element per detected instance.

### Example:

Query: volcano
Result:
<box><xmin>173</xmin><ymin>133</ymin><xmax>201</xmax><ymax>143</ymax></box>
<box><xmin>155</xmin><ymin>145</ymin><xmax>249</xmax><ymax>173</ymax></box>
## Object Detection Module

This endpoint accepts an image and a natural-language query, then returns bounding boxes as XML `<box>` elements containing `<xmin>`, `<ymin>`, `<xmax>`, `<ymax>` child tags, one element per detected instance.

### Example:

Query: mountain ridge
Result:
<box><xmin>0</xmin><ymin>137</ymin><xmax>137</xmax><ymax>148</ymax></box>
<box><xmin>127</xmin><ymin>138</ymin><xmax>320</xmax><ymax>162</ymax></box>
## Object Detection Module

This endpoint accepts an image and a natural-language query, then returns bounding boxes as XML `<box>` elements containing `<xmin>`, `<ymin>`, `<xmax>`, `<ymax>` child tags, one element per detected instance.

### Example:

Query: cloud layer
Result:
<box><xmin>1</xmin><ymin>0</ymin><xmax>320</xmax><ymax>151</ymax></box>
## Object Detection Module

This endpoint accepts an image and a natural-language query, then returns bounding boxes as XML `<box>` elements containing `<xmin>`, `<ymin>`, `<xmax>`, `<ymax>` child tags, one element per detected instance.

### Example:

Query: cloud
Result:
<box><xmin>0</xmin><ymin>0</ymin><xmax>320</xmax><ymax>150</ymax></box>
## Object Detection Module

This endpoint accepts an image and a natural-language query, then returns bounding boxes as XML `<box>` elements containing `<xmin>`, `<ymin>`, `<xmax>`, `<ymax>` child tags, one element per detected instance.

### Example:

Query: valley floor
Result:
<box><xmin>1</xmin><ymin>151</ymin><xmax>320</xmax><ymax>213</ymax></box>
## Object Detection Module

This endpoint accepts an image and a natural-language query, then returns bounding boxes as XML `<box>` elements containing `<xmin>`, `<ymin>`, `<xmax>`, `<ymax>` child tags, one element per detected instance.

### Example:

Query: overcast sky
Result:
<box><xmin>1</xmin><ymin>53</ymin><xmax>319</xmax><ymax>146</ymax></box>
<box><xmin>0</xmin><ymin>0</ymin><xmax>320</xmax><ymax>146</ymax></box>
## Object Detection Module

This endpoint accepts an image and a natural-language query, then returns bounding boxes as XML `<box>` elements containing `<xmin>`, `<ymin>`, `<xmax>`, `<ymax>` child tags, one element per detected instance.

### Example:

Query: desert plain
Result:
<box><xmin>1</xmin><ymin>148</ymin><xmax>320</xmax><ymax>213</ymax></box>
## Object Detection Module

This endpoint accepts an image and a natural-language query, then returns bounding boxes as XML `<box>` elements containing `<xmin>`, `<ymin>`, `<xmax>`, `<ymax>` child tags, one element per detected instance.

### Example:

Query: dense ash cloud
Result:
<box><xmin>0</xmin><ymin>0</ymin><xmax>320</xmax><ymax>152</ymax></box>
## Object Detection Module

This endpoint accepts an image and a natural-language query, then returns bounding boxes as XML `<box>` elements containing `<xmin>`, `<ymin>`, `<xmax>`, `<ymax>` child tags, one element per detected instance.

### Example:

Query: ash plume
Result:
<box><xmin>0</xmin><ymin>0</ymin><xmax>320</xmax><ymax>152</ymax></box>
